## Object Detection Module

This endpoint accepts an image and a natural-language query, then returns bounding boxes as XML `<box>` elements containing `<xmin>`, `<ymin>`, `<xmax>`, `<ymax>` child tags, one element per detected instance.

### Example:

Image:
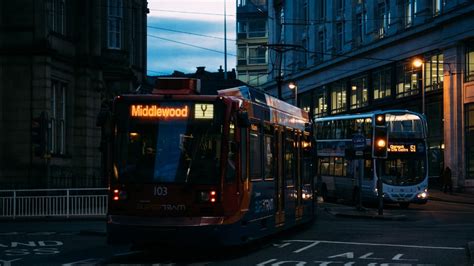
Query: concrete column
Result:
<box><xmin>443</xmin><ymin>45</ymin><xmax>465</xmax><ymax>189</ymax></box>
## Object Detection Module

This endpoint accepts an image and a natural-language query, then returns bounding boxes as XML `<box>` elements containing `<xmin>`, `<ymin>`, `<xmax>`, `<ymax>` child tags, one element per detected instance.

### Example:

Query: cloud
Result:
<box><xmin>147</xmin><ymin>15</ymin><xmax>236</xmax><ymax>76</ymax></box>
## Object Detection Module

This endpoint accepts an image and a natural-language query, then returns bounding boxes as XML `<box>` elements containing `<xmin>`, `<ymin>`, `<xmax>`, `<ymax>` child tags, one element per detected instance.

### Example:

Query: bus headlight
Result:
<box><xmin>417</xmin><ymin>191</ymin><xmax>428</xmax><ymax>199</ymax></box>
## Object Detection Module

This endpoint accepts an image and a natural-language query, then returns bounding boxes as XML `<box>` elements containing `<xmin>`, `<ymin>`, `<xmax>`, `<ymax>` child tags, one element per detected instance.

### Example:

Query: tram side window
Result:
<box><xmin>250</xmin><ymin>127</ymin><xmax>262</xmax><ymax>180</ymax></box>
<box><xmin>226</xmin><ymin>122</ymin><xmax>236</xmax><ymax>183</ymax></box>
<box><xmin>285</xmin><ymin>131</ymin><xmax>295</xmax><ymax>183</ymax></box>
<box><xmin>264</xmin><ymin>134</ymin><xmax>275</xmax><ymax>180</ymax></box>
<box><xmin>301</xmin><ymin>134</ymin><xmax>312</xmax><ymax>185</ymax></box>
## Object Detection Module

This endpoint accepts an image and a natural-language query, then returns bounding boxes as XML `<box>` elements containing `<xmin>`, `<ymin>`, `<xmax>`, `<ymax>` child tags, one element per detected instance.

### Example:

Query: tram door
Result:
<box><xmin>275</xmin><ymin>127</ymin><xmax>285</xmax><ymax>226</ymax></box>
<box><xmin>283</xmin><ymin>129</ymin><xmax>297</xmax><ymax>222</ymax></box>
<box><xmin>295</xmin><ymin>132</ymin><xmax>304</xmax><ymax>220</ymax></box>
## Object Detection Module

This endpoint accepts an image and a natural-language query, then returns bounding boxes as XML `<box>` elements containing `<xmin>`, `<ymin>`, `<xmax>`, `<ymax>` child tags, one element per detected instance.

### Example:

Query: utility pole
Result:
<box><xmin>224</xmin><ymin>0</ymin><xmax>228</xmax><ymax>80</ymax></box>
<box><xmin>263</xmin><ymin>44</ymin><xmax>303</xmax><ymax>100</ymax></box>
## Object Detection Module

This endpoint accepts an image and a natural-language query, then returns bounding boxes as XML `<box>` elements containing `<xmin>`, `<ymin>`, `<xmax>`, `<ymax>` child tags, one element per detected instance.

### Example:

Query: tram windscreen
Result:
<box><xmin>380</xmin><ymin>158</ymin><xmax>425</xmax><ymax>186</ymax></box>
<box><xmin>114</xmin><ymin>101</ymin><xmax>224</xmax><ymax>184</ymax></box>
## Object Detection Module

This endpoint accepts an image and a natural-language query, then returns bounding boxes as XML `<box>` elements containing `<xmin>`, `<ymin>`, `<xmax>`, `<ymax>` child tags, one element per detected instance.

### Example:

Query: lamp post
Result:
<box><xmin>289</xmin><ymin>81</ymin><xmax>298</xmax><ymax>106</ymax></box>
<box><xmin>413</xmin><ymin>58</ymin><xmax>425</xmax><ymax>115</ymax></box>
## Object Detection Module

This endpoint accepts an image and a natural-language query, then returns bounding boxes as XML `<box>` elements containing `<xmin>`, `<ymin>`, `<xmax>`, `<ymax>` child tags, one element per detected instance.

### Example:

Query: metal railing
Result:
<box><xmin>0</xmin><ymin>188</ymin><xmax>108</xmax><ymax>219</ymax></box>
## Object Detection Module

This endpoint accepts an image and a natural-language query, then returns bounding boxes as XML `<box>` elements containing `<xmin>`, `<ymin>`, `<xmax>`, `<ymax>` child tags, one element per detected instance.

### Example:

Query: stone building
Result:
<box><xmin>266</xmin><ymin>0</ymin><xmax>474</xmax><ymax>189</ymax></box>
<box><xmin>0</xmin><ymin>0</ymin><xmax>148</xmax><ymax>188</ymax></box>
<box><xmin>236</xmin><ymin>0</ymin><xmax>269</xmax><ymax>87</ymax></box>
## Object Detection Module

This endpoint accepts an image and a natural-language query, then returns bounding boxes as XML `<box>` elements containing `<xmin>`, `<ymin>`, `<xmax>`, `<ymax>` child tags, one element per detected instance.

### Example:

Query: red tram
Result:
<box><xmin>105</xmin><ymin>78</ymin><xmax>315</xmax><ymax>246</ymax></box>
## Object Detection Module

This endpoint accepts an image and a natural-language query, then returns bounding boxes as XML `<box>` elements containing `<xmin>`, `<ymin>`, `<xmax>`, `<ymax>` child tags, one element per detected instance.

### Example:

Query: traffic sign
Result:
<box><xmin>352</xmin><ymin>134</ymin><xmax>366</xmax><ymax>151</ymax></box>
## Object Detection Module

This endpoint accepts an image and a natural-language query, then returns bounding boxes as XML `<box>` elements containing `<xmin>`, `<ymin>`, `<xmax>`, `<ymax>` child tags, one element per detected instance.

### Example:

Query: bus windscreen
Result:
<box><xmin>380</xmin><ymin>158</ymin><xmax>425</xmax><ymax>186</ymax></box>
<box><xmin>114</xmin><ymin>101</ymin><xmax>224</xmax><ymax>184</ymax></box>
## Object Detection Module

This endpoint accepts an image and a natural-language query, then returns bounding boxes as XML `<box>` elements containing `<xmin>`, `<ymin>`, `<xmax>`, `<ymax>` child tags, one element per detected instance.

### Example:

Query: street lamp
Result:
<box><xmin>288</xmin><ymin>81</ymin><xmax>298</xmax><ymax>106</ymax></box>
<box><xmin>412</xmin><ymin>58</ymin><xmax>425</xmax><ymax>115</ymax></box>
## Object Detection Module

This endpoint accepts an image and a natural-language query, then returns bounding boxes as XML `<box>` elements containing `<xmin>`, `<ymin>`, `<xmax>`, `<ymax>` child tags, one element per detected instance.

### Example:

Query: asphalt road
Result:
<box><xmin>1</xmin><ymin>199</ymin><xmax>473</xmax><ymax>266</ymax></box>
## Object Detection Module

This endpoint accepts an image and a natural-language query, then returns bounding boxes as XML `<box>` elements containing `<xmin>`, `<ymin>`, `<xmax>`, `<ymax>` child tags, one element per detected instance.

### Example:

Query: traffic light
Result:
<box><xmin>32</xmin><ymin>112</ymin><xmax>48</xmax><ymax>157</ymax></box>
<box><xmin>372</xmin><ymin>114</ymin><xmax>388</xmax><ymax>159</ymax></box>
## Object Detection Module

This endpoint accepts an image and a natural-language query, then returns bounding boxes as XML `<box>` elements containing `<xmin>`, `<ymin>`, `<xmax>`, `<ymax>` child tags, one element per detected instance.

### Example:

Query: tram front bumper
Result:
<box><xmin>106</xmin><ymin>215</ymin><xmax>229</xmax><ymax>246</ymax></box>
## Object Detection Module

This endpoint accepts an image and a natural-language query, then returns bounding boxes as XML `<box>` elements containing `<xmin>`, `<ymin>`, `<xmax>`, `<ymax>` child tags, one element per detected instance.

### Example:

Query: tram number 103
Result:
<box><xmin>154</xmin><ymin>186</ymin><xmax>168</xmax><ymax>196</ymax></box>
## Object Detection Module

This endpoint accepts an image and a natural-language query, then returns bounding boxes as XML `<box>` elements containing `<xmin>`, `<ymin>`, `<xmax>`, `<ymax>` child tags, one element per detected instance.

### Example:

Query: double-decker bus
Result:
<box><xmin>105</xmin><ymin>78</ymin><xmax>315</xmax><ymax>247</ymax></box>
<box><xmin>314</xmin><ymin>110</ymin><xmax>428</xmax><ymax>208</ymax></box>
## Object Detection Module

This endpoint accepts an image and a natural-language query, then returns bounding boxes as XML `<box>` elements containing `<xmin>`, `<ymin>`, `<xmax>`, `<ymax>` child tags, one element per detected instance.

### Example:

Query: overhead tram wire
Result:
<box><xmin>148</xmin><ymin>34</ymin><xmax>237</xmax><ymax>57</ymax></box>
<box><xmin>147</xmin><ymin>26</ymin><xmax>236</xmax><ymax>42</ymax></box>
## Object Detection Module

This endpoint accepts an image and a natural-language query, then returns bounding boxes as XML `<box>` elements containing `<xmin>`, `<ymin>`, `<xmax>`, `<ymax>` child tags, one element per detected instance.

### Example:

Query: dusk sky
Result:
<box><xmin>147</xmin><ymin>0</ymin><xmax>236</xmax><ymax>76</ymax></box>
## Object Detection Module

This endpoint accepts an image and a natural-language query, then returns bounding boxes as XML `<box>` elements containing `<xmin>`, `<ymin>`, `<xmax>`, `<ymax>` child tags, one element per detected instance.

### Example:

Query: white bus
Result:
<box><xmin>314</xmin><ymin>110</ymin><xmax>428</xmax><ymax>208</ymax></box>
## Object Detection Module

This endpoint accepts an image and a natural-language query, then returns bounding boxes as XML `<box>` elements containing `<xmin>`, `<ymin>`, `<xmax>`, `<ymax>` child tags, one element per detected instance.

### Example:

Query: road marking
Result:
<box><xmin>256</xmin><ymin>259</ymin><xmax>278</xmax><ymax>266</ymax></box>
<box><xmin>62</xmin><ymin>258</ymin><xmax>99</xmax><ymax>266</ymax></box>
<box><xmin>283</xmin><ymin>240</ymin><xmax>320</xmax><ymax>253</ymax></box>
<box><xmin>113</xmin><ymin>251</ymin><xmax>143</xmax><ymax>257</ymax></box>
<box><xmin>285</xmin><ymin>240</ymin><xmax>464</xmax><ymax>250</ymax></box>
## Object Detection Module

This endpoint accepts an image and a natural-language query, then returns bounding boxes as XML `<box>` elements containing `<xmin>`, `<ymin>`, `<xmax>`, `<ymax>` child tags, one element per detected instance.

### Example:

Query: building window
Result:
<box><xmin>331</xmin><ymin>81</ymin><xmax>346</xmax><ymax>114</ymax></box>
<box><xmin>248</xmin><ymin>46</ymin><xmax>267</xmax><ymax>64</ymax></box>
<box><xmin>466</xmin><ymin>103</ymin><xmax>474</xmax><ymax>180</ymax></box>
<box><xmin>433</xmin><ymin>0</ymin><xmax>445</xmax><ymax>16</ymax></box>
<box><xmin>336</xmin><ymin>22</ymin><xmax>343</xmax><ymax>52</ymax></box>
<box><xmin>317</xmin><ymin>29</ymin><xmax>326</xmax><ymax>61</ymax></box>
<box><xmin>108</xmin><ymin>0</ymin><xmax>123</xmax><ymax>49</ymax></box>
<box><xmin>377</xmin><ymin>1</ymin><xmax>390</xmax><ymax>38</ymax></box>
<box><xmin>299</xmin><ymin>91</ymin><xmax>312</xmax><ymax>114</ymax></box>
<box><xmin>350</xmin><ymin>75</ymin><xmax>368</xmax><ymax>109</ymax></box>
<box><xmin>466</xmin><ymin>41</ymin><xmax>474</xmax><ymax>82</ymax></box>
<box><xmin>237</xmin><ymin>45</ymin><xmax>247</xmax><ymax>66</ymax></box>
<box><xmin>373</xmin><ymin>66</ymin><xmax>392</xmax><ymax>100</ymax></box>
<box><xmin>335</xmin><ymin>0</ymin><xmax>344</xmax><ymax>16</ymax></box>
<box><xmin>318</xmin><ymin>0</ymin><xmax>326</xmax><ymax>18</ymax></box>
<box><xmin>356</xmin><ymin>13</ymin><xmax>365</xmax><ymax>45</ymax></box>
<box><xmin>425</xmin><ymin>53</ymin><xmax>444</xmax><ymax>92</ymax></box>
<box><xmin>426</xmin><ymin>101</ymin><xmax>444</xmax><ymax>179</ymax></box>
<box><xmin>50</xmin><ymin>80</ymin><xmax>67</xmax><ymax>155</ymax></box>
<box><xmin>396</xmin><ymin>62</ymin><xmax>420</xmax><ymax>98</ymax></box>
<box><xmin>238</xmin><ymin>71</ymin><xmax>268</xmax><ymax>86</ymax></box>
<box><xmin>48</xmin><ymin>0</ymin><xmax>66</xmax><ymax>35</ymax></box>
<box><xmin>405</xmin><ymin>0</ymin><xmax>415</xmax><ymax>28</ymax></box>
<box><xmin>248</xmin><ymin>19</ymin><xmax>267</xmax><ymax>38</ymax></box>
<box><xmin>314</xmin><ymin>89</ymin><xmax>328</xmax><ymax>117</ymax></box>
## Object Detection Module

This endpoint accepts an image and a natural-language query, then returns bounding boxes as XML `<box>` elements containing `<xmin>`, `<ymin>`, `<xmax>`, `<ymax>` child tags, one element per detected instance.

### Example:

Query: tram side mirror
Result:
<box><xmin>237</xmin><ymin>111</ymin><xmax>250</xmax><ymax>128</ymax></box>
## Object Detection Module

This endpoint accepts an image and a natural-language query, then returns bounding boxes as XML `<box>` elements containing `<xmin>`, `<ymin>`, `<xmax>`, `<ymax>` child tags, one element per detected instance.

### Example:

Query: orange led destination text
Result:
<box><xmin>130</xmin><ymin>105</ymin><xmax>189</xmax><ymax>118</ymax></box>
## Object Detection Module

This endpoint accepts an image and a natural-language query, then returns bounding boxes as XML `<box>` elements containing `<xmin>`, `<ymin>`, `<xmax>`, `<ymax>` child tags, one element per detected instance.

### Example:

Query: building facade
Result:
<box><xmin>0</xmin><ymin>0</ymin><xmax>148</xmax><ymax>188</ymax></box>
<box><xmin>236</xmin><ymin>0</ymin><xmax>269</xmax><ymax>87</ymax></box>
<box><xmin>266</xmin><ymin>0</ymin><xmax>474</xmax><ymax>190</ymax></box>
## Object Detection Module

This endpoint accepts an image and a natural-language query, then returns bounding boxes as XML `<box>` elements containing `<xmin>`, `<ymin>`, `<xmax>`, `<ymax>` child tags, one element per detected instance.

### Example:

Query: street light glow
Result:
<box><xmin>413</xmin><ymin>58</ymin><xmax>423</xmax><ymax>68</ymax></box>
<box><xmin>288</xmin><ymin>81</ymin><xmax>297</xmax><ymax>90</ymax></box>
